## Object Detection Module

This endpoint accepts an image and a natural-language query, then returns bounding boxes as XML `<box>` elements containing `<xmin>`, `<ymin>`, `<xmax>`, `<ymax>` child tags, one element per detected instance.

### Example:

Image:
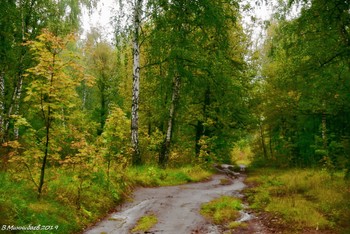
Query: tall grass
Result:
<box><xmin>246</xmin><ymin>168</ymin><xmax>350</xmax><ymax>233</ymax></box>
<box><xmin>0</xmin><ymin>165</ymin><xmax>211</xmax><ymax>233</ymax></box>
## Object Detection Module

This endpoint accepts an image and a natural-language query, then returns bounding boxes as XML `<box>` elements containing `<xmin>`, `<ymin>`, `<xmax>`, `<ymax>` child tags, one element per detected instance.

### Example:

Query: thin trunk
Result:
<box><xmin>195</xmin><ymin>120</ymin><xmax>204</xmax><ymax>156</ymax></box>
<box><xmin>259</xmin><ymin>121</ymin><xmax>268</xmax><ymax>159</ymax></box>
<box><xmin>38</xmin><ymin>111</ymin><xmax>50</xmax><ymax>197</ymax></box>
<box><xmin>13</xmin><ymin>77</ymin><xmax>23</xmax><ymax>139</ymax></box>
<box><xmin>131</xmin><ymin>0</ymin><xmax>142</xmax><ymax>166</ymax></box>
<box><xmin>0</xmin><ymin>71</ymin><xmax>4</xmax><ymax>140</ymax></box>
<box><xmin>159</xmin><ymin>75</ymin><xmax>180</xmax><ymax>167</ymax></box>
<box><xmin>38</xmin><ymin>53</ymin><xmax>55</xmax><ymax>198</ymax></box>
<box><xmin>322</xmin><ymin>111</ymin><xmax>327</xmax><ymax>149</ymax></box>
<box><xmin>4</xmin><ymin>77</ymin><xmax>22</xmax><ymax>141</ymax></box>
<box><xmin>195</xmin><ymin>87</ymin><xmax>210</xmax><ymax>157</ymax></box>
<box><xmin>269</xmin><ymin>127</ymin><xmax>274</xmax><ymax>159</ymax></box>
<box><xmin>99</xmin><ymin>88</ymin><xmax>106</xmax><ymax>135</ymax></box>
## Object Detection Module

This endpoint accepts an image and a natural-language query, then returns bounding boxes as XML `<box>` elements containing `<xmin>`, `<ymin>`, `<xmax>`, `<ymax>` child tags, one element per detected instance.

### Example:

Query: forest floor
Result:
<box><xmin>83</xmin><ymin>172</ymin><xmax>270</xmax><ymax>234</ymax></box>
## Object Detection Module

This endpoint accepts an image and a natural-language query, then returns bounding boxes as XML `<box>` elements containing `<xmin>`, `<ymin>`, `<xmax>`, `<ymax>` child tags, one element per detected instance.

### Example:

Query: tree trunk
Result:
<box><xmin>195</xmin><ymin>120</ymin><xmax>204</xmax><ymax>156</ymax></box>
<box><xmin>195</xmin><ymin>87</ymin><xmax>210</xmax><ymax>157</ymax></box>
<box><xmin>4</xmin><ymin>76</ymin><xmax>23</xmax><ymax>141</ymax></box>
<box><xmin>0</xmin><ymin>71</ymin><xmax>4</xmax><ymax>141</ymax></box>
<box><xmin>159</xmin><ymin>75</ymin><xmax>180</xmax><ymax>167</ymax></box>
<box><xmin>269</xmin><ymin>127</ymin><xmax>274</xmax><ymax>159</ymax></box>
<box><xmin>98</xmin><ymin>83</ymin><xmax>106</xmax><ymax>135</ymax></box>
<box><xmin>322</xmin><ymin>111</ymin><xmax>327</xmax><ymax>149</ymax></box>
<box><xmin>131</xmin><ymin>0</ymin><xmax>143</xmax><ymax>166</ymax></box>
<box><xmin>38</xmin><ymin>111</ymin><xmax>50</xmax><ymax>197</ymax></box>
<box><xmin>13</xmin><ymin>77</ymin><xmax>23</xmax><ymax>139</ymax></box>
<box><xmin>38</xmin><ymin>52</ymin><xmax>55</xmax><ymax>198</ymax></box>
<box><xmin>259</xmin><ymin>121</ymin><xmax>268</xmax><ymax>159</ymax></box>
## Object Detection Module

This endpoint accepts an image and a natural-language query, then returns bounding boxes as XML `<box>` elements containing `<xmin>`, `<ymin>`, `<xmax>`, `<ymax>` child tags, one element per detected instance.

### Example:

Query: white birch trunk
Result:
<box><xmin>165</xmin><ymin>75</ymin><xmax>180</xmax><ymax>142</ymax></box>
<box><xmin>159</xmin><ymin>75</ymin><xmax>180</xmax><ymax>167</ymax></box>
<box><xmin>131</xmin><ymin>0</ymin><xmax>143</xmax><ymax>165</ymax></box>
<box><xmin>13</xmin><ymin>77</ymin><xmax>23</xmax><ymax>139</ymax></box>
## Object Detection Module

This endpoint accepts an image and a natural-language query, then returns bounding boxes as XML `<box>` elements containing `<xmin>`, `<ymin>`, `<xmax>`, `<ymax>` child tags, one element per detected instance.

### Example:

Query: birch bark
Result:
<box><xmin>131</xmin><ymin>0</ymin><xmax>143</xmax><ymax>165</ymax></box>
<box><xmin>159</xmin><ymin>75</ymin><xmax>180</xmax><ymax>167</ymax></box>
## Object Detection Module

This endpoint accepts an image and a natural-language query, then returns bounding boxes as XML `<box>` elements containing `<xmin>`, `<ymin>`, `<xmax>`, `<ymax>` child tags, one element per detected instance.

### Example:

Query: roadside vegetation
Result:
<box><xmin>245</xmin><ymin>167</ymin><xmax>350</xmax><ymax>233</ymax></box>
<box><xmin>200</xmin><ymin>196</ymin><xmax>246</xmax><ymax>232</ymax></box>
<box><xmin>0</xmin><ymin>165</ymin><xmax>211</xmax><ymax>234</ymax></box>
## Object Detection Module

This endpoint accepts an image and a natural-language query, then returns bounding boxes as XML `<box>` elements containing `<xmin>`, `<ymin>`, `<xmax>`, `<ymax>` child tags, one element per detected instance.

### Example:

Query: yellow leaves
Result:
<box><xmin>10</xmin><ymin>115</ymin><xmax>32</xmax><ymax>128</ymax></box>
<box><xmin>24</xmin><ymin>28</ymin><xmax>86</xmax><ymax>122</ymax></box>
<box><xmin>2</xmin><ymin>140</ymin><xmax>21</xmax><ymax>149</ymax></box>
<box><xmin>287</xmin><ymin>90</ymin><xmax>301</xmax><ymax>101</ymax></box>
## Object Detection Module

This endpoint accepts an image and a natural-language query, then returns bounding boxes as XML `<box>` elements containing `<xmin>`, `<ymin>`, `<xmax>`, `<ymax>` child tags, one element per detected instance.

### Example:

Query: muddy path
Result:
<box><xmin>84</xmin><ymin>174</ymin><xmax>265</xmax><ymax>234</ymax></box>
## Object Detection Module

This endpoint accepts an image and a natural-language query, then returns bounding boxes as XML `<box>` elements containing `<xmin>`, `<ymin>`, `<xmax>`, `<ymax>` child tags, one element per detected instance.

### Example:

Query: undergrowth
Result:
<box><xmin>245</xmin><ymin>168</ymin><xmax>350</xmax><ymax>233</ymax></box>
<box><xmin>126</xmin><ymin>165</ymin><xmax>212</xmax><ymax>187</ymax></box>
<box><xmin>0</xmin><ymin>165</ymin><xmax>211</xmax><ymax>234</ymax></box>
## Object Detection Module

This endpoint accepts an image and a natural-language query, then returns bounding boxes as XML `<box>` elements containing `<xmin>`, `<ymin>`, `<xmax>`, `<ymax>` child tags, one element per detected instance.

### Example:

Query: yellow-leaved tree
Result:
<box><xmin>24</xmin><ymin>29</ymin><xmax>85</xmax><ymax>197</ymax></box>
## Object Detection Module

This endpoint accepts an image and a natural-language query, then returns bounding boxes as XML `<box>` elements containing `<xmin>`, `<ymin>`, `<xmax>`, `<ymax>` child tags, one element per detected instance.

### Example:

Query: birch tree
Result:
<box><xmin>147</xmin><ymin>0</ymin><xmax>246</xmax><ymax>166</ymax></box>
<box><xmin>131</xmin><ymin>0</ymin><xmax>143</xmax><ymax>165</ymax></box>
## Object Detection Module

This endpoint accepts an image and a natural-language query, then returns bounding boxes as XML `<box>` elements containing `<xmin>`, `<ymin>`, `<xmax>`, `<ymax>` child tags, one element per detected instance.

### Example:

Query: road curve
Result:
<box><xmin>84</xmin><ymin>174</ymin><xmax>247</xmax><ymax>234</ymax></box>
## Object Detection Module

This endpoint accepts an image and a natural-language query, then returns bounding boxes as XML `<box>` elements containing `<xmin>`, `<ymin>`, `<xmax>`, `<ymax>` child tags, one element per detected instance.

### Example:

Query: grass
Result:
<box><xmin>131</xmin><ymin>214</ymin><xmax>158</xmax><ymax>233</ymax></box>
<box><xmin>200</xmin><ymin>196</ymin><xmax>245</xmax><ymax>231</ymax></box>
<box><xmin>125</xmin><ymin>165</ymin><xmax>212</xmax><ymax>187</ymax></box>
<box><xmin>245</xmin><ymin>168</ymin><xmax>350</xmax><ymax>233</ymax></box>
<box><xmin>0</xmin><ymin>164</ymin><xmax>212</xmax><ymax>234</ymax></box>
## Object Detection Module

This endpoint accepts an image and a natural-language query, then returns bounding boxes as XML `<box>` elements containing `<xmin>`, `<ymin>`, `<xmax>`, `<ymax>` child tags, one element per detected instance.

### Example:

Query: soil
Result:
<box><xmin>84</xmin><ymin>173</ymin><xmax>271</xmax><ymax>234</ymax></box>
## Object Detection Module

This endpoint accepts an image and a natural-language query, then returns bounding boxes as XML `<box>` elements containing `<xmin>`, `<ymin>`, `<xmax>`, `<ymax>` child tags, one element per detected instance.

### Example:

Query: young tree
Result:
<box><xmin>25</xmin><ymin>29</ymin><xmax>84</xmax><ymax>197</ymax></box>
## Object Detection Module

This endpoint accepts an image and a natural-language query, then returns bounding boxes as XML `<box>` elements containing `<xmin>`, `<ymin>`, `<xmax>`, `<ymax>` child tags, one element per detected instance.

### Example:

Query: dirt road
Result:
<box><xmin>84</xmin><ymin>174</ymin><xmax>263</xmax><ymax>234</ymax></box>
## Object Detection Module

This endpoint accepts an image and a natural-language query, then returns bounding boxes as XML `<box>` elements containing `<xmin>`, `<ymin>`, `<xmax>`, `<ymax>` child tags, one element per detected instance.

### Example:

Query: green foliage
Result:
<box><xmin>246</xmin><ymin>168</ymin><xmax>350</xmax><ymax>232</ymax></box>
<box><xmin>143</xmin><ymin>0</ymin><xmax>251</xmax><ymax>165</ymax></box>
<box><xmin>253</xmin><ymin>0</ymin><xmax>350</xmax><ymax>172</ymax></box>
<box><xmin>100</xmin><ymin>105</ymin><xmax>131</xmax><ymax>164</ymax></box>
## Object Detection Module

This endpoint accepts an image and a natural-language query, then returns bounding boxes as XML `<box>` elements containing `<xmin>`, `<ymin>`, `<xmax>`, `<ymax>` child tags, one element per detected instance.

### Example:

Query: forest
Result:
<box><xmin>0</xmin><ymin>0</ymin><xmax>349</xmax><ymax>233</ymax></box>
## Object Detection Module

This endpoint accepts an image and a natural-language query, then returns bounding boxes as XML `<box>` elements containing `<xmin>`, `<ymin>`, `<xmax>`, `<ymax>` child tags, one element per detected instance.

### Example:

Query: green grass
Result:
<box><xmin>200</xmin><ymin>196</ymin><xmax>243</xmax><ymax>229</ymax></box>
<box><xmin>131</xmin><ymin>214</ymin><xmax>158</xmax><ymax>233</ymax></box>
<box><xmin>0</xmin><ymin>164</ymin><xmax>212</xmax><ymax>234</ymax></box>
<box><xmin>125</xmin><ymin>165</ymin><xmax>212</xmax><ymax>187</ymax></box>
<box><xmin>246</xmin><ymin>168</ymin><xmax>350</xmax><ymax>233</ymax></box>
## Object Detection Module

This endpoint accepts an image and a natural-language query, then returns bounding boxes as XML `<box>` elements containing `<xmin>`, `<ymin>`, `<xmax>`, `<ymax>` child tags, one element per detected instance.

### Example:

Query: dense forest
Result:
<box><xmin>0</xmin><ymin>0</ymin><xmax>349</xmax><ymax>233</ymax></box>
